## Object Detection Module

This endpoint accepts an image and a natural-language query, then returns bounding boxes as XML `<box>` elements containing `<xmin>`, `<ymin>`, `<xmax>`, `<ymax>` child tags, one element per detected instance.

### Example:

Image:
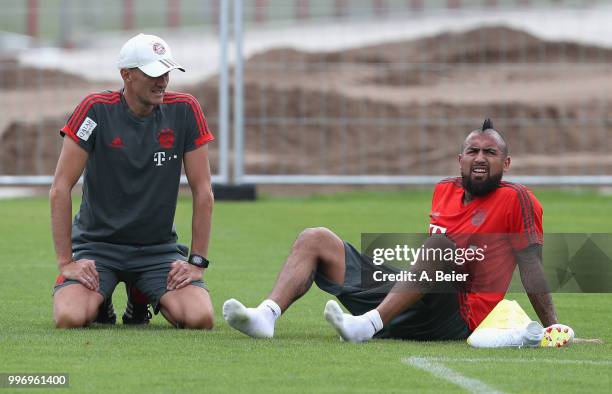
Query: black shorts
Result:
<box><xmin>52</xmin><ymin>241</ymin><xmax>207</xmax><ymax>313</ymax></box>
<box><xmin>314</xmin><ymin>241</ymin><xmax>471</xmax><ymax>341</ymax></box>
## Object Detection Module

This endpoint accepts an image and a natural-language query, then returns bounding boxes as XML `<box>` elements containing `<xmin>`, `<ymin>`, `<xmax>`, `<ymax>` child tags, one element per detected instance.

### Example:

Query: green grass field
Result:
<box><xmin>0</xmin><ymin>188</ymin><xmax>611</xmax><ymax>393</ymax></box>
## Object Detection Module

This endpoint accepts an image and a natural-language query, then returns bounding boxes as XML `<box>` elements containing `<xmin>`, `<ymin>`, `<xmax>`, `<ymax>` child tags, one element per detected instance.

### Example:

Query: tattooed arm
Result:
<box><xmin>517</xmin><ymin>244</ymin><xmax>558</xmax><ymax>327</ymax></box>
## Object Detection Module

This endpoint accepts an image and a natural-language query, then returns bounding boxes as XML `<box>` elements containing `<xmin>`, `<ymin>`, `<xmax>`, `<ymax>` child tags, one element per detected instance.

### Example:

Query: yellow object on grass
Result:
<box><xmin>474</xmin><ymin>299</ymin><xmax>532</xmax><ymax>330</ymax></box>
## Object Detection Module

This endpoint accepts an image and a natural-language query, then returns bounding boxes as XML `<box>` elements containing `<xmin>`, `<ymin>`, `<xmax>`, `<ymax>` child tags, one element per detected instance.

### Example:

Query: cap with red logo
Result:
<box><xmin>117</xmin><ymin>33</ymin><xmax>185</xmax><ymax>77</ymax></box>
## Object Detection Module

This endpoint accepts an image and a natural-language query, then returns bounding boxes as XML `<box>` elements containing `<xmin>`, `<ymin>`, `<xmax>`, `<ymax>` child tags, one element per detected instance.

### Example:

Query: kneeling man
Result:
<box><xmin>50</xmin><ymin>33</ymin><xmax>215</xmax><ymax>329</ymax></box>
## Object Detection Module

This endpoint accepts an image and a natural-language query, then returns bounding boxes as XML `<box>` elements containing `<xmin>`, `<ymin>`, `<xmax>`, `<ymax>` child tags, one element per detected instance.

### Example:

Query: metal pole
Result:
<box><xmin>233</xmin><ymin>0</ymin><xmax>244</xmax><ymax>185</ymax></box>
<box><xmin>218</xmin><ymin>0</ymin><xmax>229</xmax><ymax>184</ymax></box>
<box><xmin>0</xmin><ymin>175</ymin><xmax>227</xmax><ymax>186</ymax></box>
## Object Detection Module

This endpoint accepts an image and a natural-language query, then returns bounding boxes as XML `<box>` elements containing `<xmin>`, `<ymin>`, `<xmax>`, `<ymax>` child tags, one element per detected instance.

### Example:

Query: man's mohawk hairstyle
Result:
<box><xmin>482</xmin><ymin>118</ymin><xmax>494</xmax><ymax>131</ymax></box>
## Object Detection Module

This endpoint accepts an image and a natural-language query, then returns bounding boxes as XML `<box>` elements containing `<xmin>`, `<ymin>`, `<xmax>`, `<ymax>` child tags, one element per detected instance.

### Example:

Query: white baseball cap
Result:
<box><xmin>117</xmin><ymin>33</ymin><xmax>185</xmax><ymax>77</ymax></box>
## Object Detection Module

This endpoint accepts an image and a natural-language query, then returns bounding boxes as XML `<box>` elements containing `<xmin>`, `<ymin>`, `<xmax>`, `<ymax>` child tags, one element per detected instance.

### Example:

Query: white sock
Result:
<box><xmin>468</xmin><ymin>321</ymin><xmax>544</xmax><ymax>348</ymax></box>
<box><xmin>324</xmin><ymin>300</ymin><xmax>383</xmax><ymax>343</ymax></box>
<box><xmin>364</xmin><ymin>309</ymin><xmax>384</xmax><ymax>333</ymax></box>
<box><xmin>259</xmin><ymin>299</ymin><xmax>282</xmax><ymax>322</ymax></box>
<box><xmin>222</xmin><ymin>298</ymin><xmax>281</xmax><ymax>339</ymax></box>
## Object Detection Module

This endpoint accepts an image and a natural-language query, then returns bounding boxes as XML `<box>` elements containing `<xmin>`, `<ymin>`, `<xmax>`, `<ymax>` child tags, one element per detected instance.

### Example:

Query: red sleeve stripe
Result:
<box><xmin>438</xmin><ymin>176</ymin><xmax>462</xmax><ymax>186</ymax></box>
<box><xmin>66</xmin><ymin>92</ymin><xmax>120</xmax><ymax>134</ymax></box>
<box><xmin>163</xmin><ymin>92</ymin><xmax>214</xmax><ymax>146</ymax></box>
<box><xmin>501</xmin><ymin>182</ymin><xmax>534</xmax><ymax>234</ymax></box>
<box><xmin>501</xmin><ymin>182</ymin><xmax>541</xmax><ymax>244</ymax></box>
<box><xmin>519</xmin><ymin>185</ymin><xmax>541</xmax><ymax>244</ymax></box>
<box><xmin>60</xmin><ymin>125</ymin><xmax>79</xmax><ymax>142</ymax></box>
<box><xmin>164</xmin><ymin>96</ymin><xmax>208</xmax><ymax>134</ymax></box>
<box><xmin>504</xmin><ymin>183</ymin><xmax>535</xmax><ymax>241</ymax></box>
<box><xmin>194</xmin><ymin>131</ymin><xmax>214</xmax><ymax>147</ymax></box>
<box><xmin>68</xmin><ymin>93</ymin><xmax>119</xmax><ymax>131</ymax></box>
<box><xmin>163</xmin><ymin>97</ymin><xmax>209</xmax><ymax>136</ymax></box>
<box><xmin>163</xmin><ymin>94</ymin><xmax>206</xmax><ymax>132</ymax></box>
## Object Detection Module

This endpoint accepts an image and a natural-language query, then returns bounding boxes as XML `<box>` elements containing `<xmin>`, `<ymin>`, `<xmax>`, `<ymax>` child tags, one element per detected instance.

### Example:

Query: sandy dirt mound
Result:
<box><xmin>0</xmin><ymin>57</ymin><xmax>91</xmax><ymax>90</ymax></box>
<box><xmin>2</xmin><ymin>26</ymin><xmax>611</xmax><ymax>177</ymax></box>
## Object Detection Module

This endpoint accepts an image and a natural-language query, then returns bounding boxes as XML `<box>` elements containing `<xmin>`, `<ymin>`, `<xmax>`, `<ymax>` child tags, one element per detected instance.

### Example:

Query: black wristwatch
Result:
<box><xmin>188</xmin><ymin>254</ymin><xmax>210</xmax><ymax>268</ymax></box>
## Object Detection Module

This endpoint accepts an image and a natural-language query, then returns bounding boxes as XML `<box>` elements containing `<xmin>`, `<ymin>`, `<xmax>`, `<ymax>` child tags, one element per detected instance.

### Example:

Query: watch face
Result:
<box><xmin>189</xmin><ymin>254</ymin><xmax>209</xmax><ymax>268</ymax></box>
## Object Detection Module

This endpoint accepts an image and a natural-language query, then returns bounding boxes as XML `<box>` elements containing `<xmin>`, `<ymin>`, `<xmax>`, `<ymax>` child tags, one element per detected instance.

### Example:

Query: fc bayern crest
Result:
<box><xmin>152</xmin><ymin>42</ymin><xmax>166</xmax><ymax>55</ymax></box>
<box><xmin>157</xmin><ymin>128</ymin><xmax>175</xmax><ymax>149</ymax></box>
<box><xmin>471</xmin><ymin>209</ymin><xmax>487</xmax><ymax>226</ymax></box>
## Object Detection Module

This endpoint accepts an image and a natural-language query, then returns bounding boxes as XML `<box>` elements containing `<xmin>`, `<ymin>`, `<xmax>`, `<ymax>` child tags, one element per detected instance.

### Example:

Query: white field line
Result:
<box><xmin>403</xmin><ymin>357</ymin><xmax>506</xmax><ymax>394</ymax></box>
<box><xmin>402</xmin><ymin>356</ymin><xmax>612</xmax><ymax>394</ymax></box>
<box><xmin>408</xmin><ymin>356</ymin><xmax>612</xmax><ymax>366</ymax></box>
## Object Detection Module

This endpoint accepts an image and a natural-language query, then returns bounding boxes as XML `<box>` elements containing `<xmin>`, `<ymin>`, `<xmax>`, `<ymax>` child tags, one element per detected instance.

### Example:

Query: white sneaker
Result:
<box><xmin>523</xmin><ymin>321</ymin><xmax>546</xmax><ymax>347</ymax></box>
<box><xmin>468</xmin><ymin>321</ymin><xmax>544</xmax><ymax>348</ymax></box>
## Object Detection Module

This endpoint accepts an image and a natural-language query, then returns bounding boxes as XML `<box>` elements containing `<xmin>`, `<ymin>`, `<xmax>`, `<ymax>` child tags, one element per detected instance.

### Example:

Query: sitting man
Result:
<box><xmin>50</xmin><ymin>33</ymin><xmax>215</xmax><ymax>329</ymax></box>
<box><xmin>223</xmin><ymin>119</ymin><xmax>570</xmax><ymax>346</ymax></box>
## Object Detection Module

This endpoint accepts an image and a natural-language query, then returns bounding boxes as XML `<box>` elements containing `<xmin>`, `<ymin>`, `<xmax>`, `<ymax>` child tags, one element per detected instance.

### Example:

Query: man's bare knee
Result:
<box><xmin>294</xmin><ymin>227</ymin><xmax>338</xmax><ymax>254</ymax></box>
<box><xmin>293</xmin><ymin>227</ymin><xmax>345</xmax><ymax>284</ymax></box>
<box><xmin>162</xmin><ymin>305</ymin><xmax>214</xmax><ymax>330</ymax></box>
<box><xmin>160</xmin><ymin>287</ymin><xmax>214</xmax><ymax>329</ymax></box>
<box><xmin>183</xmin><ymin>310</ymin><xmax>214</xmax><ymax>330</ymax></box>
<box><xmin>53</xmin><ymin>285</ymin><xmax>102</xmax><ymax>329</ymax></box>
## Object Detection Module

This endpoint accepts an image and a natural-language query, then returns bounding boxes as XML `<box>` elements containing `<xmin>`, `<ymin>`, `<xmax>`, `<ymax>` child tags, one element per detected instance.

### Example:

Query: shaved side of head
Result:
<box><xmin>461</xmin><ymin>118</ymin><xmax>509</xmax><ymax>157</ymax></box>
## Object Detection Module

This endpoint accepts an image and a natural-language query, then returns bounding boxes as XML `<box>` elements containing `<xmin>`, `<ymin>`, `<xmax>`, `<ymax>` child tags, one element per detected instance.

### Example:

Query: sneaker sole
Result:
<box><xmin>541</xmin><ymin>324</ymin><xmax>574</xmax><ymax>348</ymax></box>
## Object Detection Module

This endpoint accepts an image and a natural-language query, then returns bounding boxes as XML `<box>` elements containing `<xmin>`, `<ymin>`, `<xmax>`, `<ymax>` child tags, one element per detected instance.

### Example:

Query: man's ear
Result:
<box><xmin>120</xmin><ymin>68</ymin><xmax>130</xmax><ymax>82</ymax></box>
<box><xmin>503</xmin><ymin>155</ymin><xmax>511</xmax><ymax>172</ymax></box>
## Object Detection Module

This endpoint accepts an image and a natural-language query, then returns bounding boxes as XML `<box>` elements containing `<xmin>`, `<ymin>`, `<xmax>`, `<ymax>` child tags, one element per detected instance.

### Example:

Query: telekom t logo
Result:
<box><xmin>153</xmin><ymin>151</ymin><xmax>166</xmax><ymax>166</ymax></box>
<box><xmin>429</xmin><ymin>224</ymin><xmax>447</xmax><ymax>234</ymax></box>
<box><xmin>153</xmin><ymin>151</ymin><xmax>179</xmax><ymax>167</ymax></box>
